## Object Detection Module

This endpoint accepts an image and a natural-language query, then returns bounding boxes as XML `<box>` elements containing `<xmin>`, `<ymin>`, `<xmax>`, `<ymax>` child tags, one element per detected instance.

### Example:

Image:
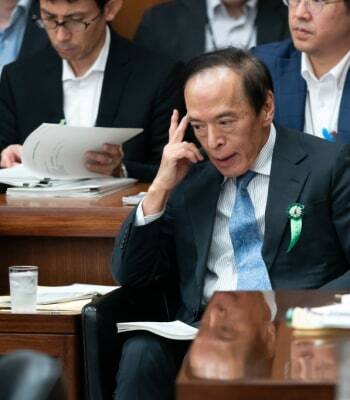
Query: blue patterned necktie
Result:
<box><xmin>229</xmin><ymin>170</ymin><xmax>272</xmax><ymax>290</ymax></box>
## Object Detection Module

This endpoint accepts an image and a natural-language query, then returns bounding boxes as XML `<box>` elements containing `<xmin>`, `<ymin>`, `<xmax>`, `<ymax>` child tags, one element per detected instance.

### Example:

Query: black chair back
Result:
<box><xmin>0</xmin><ymin>350</ymin><xmax>67</xmax><ymax>400</ymax></box>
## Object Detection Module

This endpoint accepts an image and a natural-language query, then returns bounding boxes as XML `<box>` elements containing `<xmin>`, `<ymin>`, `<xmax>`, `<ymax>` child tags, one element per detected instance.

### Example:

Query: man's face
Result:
<box><xmin>289</xmin><ymin>0</ymin><xmax>350</xmax><ymax>59</ymax></box>
<box><xmin>185</xmin><ymin>66</ymin><xmax>273</xmax><ymax>178</ymax></box>
<box><xmin>291</xmin><ymin>339</ymin><xmax>337</xmax><ymax>381</ymax></box>
<box><xmin>40</xmin><ymin>0</ymin><xmax>120</xmax><ymax>68</ymax></box>
<box><xmin>188</xmin><ymin>292</ymin><xmax>276</xmax><ymax>380</ymax></box>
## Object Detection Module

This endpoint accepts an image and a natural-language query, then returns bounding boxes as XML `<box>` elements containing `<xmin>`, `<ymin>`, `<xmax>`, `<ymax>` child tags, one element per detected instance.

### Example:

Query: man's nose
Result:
<box><xmin>55</xmin><ymin>25</ymin><xmax>72</xmax><ymax>41</ymax></box>
<box><xmin>293</xmin><ymin>0</ymin><xmax>312</xmax><ymax>18</ymax></box>
<box><xmin>208</xmin><ymin>305</ymin><xmax>227</xmax><ymax>327</ymax></box>
<box><xmin>207</xmin><ymin>126</ymin><xmax>224</xmax><ymax>149</ymax></box>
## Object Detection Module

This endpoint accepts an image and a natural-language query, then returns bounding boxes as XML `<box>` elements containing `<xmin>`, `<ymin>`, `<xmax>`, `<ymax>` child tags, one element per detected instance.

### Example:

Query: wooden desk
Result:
<box><xmin>0</xmin><ymin>183</ymin><xmax>148</xmax><ymax>293</ymax></box>
<box><xmin>0</xmin><ymin>311</ymin><xmax>81</xmax><ymax>400</ymax></box>
<box><xmin>177</xmin><ymin>291</ymin><xmax>349</xmax><ymax>400</ymax></box>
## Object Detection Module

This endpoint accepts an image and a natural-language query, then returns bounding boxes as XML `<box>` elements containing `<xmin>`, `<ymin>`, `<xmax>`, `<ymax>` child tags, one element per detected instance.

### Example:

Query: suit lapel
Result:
<box><xmin>19</xmin><ymin>1</ymin><xmax>49</xmax><ymax>59</ymax></box>
<box><xmin>181</xmin><ymin>0</ymin><xmax>207</xmax><ymax>57</ymax></box>
<box><xmin>38</xmin><ymin>49</ymin><xmax>64</xmax><ymax>123</ymax></box>
<box><xmin>275</xmin><ymin>52</ymin><xmax>306</xmax><ymax>131</ymax></box>
<box><xmin>95</xmin><ymin>31</ymin><xmax>131</xmax><ymax>126</ymax></box>
<box><xmin>184</xmin><ymin>163</ymin><xmax>222</xmax><ymax>286</ymax></box>
<box><xmin>262</xmin><ymin>127</ymin><xmax>310</xmax><ymax>269</ymax></box>
<box><xmin>337</xmin><ymin>71</ymin><xmax>350</xmax><ymax>142</ymax></box>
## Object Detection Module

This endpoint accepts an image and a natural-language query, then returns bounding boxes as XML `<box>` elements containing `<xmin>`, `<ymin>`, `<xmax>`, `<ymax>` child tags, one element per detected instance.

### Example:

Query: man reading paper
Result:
<box><xmin>0</xmin><ymin>0</ymin><xmax>183</xmax><ymax>181</ymax></box>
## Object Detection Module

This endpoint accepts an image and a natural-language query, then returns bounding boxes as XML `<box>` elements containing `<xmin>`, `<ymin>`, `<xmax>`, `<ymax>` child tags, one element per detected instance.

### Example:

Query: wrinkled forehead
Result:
<box><xmin>184</xmin><ymin>66</ymin><xmax>247</xmax><ymax>113</ymax></box>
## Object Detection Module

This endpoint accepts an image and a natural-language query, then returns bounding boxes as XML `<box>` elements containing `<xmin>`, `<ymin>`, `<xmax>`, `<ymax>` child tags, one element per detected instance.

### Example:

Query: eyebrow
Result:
<box><xmin>188</xmin><ymin>112</ymin><xmax>237</xmax><ymax>123</ymax></box>
<box><xmin>40</xmin><ymin>8</ymin><xmax>86</xmax><ymax>19</ymax></box>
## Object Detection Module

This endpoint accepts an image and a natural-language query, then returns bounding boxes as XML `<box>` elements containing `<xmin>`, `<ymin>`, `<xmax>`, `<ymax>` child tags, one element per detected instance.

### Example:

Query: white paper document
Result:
<box><xmin>1</xmin><ymin>123</ymin><xmax>141</xmax><ymax>180</ymax></box>
<box><xmin>117</xmin><ymin>320</ymin><xmax>198</xmax><ymax>340</ymax></box>
<box><xmin>5</xmin><ymin>176</ymin><xmax>136</xmax><ymax>198</ymax></box>
<box><xmin>289</xmin><ymin>304</ymin><xmax>350</xmax><ymax>330</ymax></box>
<box><xmin>36</xmin><ymin>283</ymin><xmax>119</xmax><ymax>304</ymax></box>
<box><xmin>122</xmin><ymin>191</ymin><xmax>147</xmax><ymax>205</ymax></box>
<box><xmin>0</xmin><ymin>123</ymin><xmax>141</xmax><ymax>196</ymax></box>
<box><xmin>0</xmin><ymin>283</ymin><xmax>119</xmax><ymax>308</ymax></box>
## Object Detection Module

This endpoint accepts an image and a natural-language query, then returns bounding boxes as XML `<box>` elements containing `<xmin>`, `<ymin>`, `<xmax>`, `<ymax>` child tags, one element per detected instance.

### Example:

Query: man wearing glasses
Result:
<box><xmin>0</xmin><ymin>0</ymin><xmax>183</xmax><ymax>181</ymax></box>
<box><xmin>253</xmin><ymin>0</ymin><xmax>350</xmax><ymax>143</ymax></box>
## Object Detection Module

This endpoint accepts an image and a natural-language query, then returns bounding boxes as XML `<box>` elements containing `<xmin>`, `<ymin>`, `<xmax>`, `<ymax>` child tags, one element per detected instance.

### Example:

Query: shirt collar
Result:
<box><xmin>5</xmin><ymin>0</ymin><xmax>31</xmax><ymax>27</ymax></box>
<box><xmin>251</xmin><ymin>123</ymin><xmax>276</xmax><ymax>176</ymax></box>
<box><xmin>207</xmin><ymin>0</ymin><xmax>257</xmax><ymax>20</ymax></box>
<box><xmin>301</xmin><ymin>50</ymin><xmax>350</xmax><ymax>90</ymax></box>
<box><xmin>17</xmin><ymin>0</ymin><xmax>32</xmax><ymax>12</ymax></box>
<box><xmin>221</xmin><ymin>123</ymin><xmax>276</xmax><ymax>184</ymax></box>
<box><xmin>62</xmin><ymin>26</ymin><xmax>110</xmax><ymax>81</ymax></box>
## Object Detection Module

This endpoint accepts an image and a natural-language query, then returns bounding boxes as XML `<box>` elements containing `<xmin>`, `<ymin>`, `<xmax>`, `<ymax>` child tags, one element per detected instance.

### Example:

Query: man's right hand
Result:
<box><xmin>0</xmin><ymin>145</ymin><xmax>23</xmax><ymax>168</ymax></box>
<box><xmin>142</xmin><ymin>110</ymin><xmax>203</xmax><ymax>216</ymax></box>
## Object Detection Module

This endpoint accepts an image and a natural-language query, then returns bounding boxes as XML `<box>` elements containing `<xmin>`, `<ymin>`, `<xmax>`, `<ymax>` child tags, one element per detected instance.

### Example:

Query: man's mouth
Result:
<box><xmin>213</xmin><ymin>153</ymin><xmax>239</xmax><ymax>168</ymax></box>
<box><xmin>292</xmin><ymin>27</ymin><xmax>312</xmax><ymax>39</ymax></box>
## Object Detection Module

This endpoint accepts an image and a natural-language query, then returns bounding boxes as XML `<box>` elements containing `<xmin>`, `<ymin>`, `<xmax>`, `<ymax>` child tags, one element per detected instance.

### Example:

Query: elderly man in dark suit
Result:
<box><xmin>0</xmin><ymin>0</ymin><xmax>182</xmax><ymax>181</ymax></box>
<box><xmin>134</xmin><ymin>0</ymin><xmax>290</xmax><ymax>62</ymax></box>
<box><xmin>0</xmin><ymin>0</ymin><xmax>48</xmax><ymax>75</ymax></box>
<box><xmin>112</xmin><ymin>48</ymin><xmax>350</xmax><ymax>399</ymax></box>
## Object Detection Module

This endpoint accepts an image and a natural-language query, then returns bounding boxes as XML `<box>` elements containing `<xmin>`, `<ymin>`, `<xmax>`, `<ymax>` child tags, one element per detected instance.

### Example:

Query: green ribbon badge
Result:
<box><xmin>286</xmin><ymin>203</ymin><xmax>305</xmax><ymax>253</ymax></box>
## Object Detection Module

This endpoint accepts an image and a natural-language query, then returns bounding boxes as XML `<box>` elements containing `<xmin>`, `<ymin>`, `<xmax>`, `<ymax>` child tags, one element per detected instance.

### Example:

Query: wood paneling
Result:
<box><xmin>0</xmin><ymin>183</ymin><xmax>148</xmax><ymax>294</ymax></box>
<box><xmin>112</xmin><ymin>0</ymin><xmax>166</xmax><ymax>39</ymax></box>
<box><xmin>0</xmin><ymin>312</ymin><xmax>82</xmax><ymax>400</ymax></box>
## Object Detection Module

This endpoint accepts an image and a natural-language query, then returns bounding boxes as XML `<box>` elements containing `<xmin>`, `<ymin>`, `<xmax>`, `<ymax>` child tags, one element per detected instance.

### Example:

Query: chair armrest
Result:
<box><xmin>82</xmin><ymin>285</ymin><xmax>172</xmax><ymax>400</ymax></box>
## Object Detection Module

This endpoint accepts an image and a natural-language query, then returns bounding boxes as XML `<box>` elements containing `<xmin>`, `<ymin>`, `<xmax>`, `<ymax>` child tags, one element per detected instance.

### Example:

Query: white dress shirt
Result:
<box><xmin>302</xmin><ymin>50</ymin><xmax>350</xmax><ymax>141</ymax></box>
<box><xmin>62</xmin><ymin>27</ymin><xmax>110</xmax><ymax>127</ymax></box>
<box><xmin>205</xmin><ymin>0</ymin><xmax>257</xmax><ymax>52</ymax></box>
<box><xmin>135</xmin><ymin>124</ymin><xmax>276</xmax><ymax>303</ymax></box>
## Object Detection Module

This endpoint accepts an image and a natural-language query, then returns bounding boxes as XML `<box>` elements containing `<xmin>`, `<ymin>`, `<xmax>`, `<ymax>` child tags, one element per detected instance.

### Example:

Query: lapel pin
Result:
<box><xmin>286</xmin><ymin>203</ymin><xmax>305</xmax><ymax>253</ymax></box>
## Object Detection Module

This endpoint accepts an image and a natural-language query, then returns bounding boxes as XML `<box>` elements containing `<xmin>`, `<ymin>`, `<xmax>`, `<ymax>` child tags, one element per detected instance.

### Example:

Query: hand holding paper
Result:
<box><xmin>0</xmin><ymin>145</ymin><xmax>23</xmax><ymax>168</ymax></box>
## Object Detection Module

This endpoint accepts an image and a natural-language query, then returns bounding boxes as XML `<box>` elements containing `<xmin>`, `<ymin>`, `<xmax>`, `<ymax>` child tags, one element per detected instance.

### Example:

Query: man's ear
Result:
<box><xmin>261</xmin><ymin>90</ymin><xmax>275</xmax><ymax>127</ymax></box>
<box><xmin>104</xmin><ymin>0</ymin><xmax>123</xmax><ymax>22</ymax></box>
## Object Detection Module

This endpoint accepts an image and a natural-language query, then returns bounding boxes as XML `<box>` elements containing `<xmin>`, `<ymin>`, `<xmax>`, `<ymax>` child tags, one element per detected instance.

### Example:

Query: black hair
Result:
<box><xmin>44</xmin><ymin>0</ymin><xmax>110</xmax><ymax>10</ymax></box>
<box><xmin>182</xmin><ymin>47</ymin><xmax>274</xmax><ymax>115</ymax></box>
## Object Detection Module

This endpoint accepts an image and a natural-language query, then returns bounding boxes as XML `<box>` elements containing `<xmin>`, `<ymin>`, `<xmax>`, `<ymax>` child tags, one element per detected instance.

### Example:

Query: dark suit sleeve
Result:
<box><xmin>0</xmin><ymin>67</ymin><xmax>20</xmax><ymax>153</ymax></box>
<box><xmin>123</xmin><ymin>61</ymin><xmax>184</xmax><ymax>182</ymax></box>
<box><xmin>322</xmin><ymin>146</ymin><xmax>350</xmax><ymax>289</ymax></box>
<box><xmin>112</xmin><ymin>202</ymin><xmax>176</xmax><ymax>287</ymax></box>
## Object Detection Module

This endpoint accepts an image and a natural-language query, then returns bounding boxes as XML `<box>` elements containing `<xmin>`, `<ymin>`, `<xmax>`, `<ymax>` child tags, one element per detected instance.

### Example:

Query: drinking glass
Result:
<box><xmin>9</xmin><ymin>266</ymin><xmax>38</xmax><ymax>313</ymax></box>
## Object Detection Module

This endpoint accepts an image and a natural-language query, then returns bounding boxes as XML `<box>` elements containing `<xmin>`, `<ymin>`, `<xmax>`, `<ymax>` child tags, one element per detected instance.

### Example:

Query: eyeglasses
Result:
<box><xmin>283</xmin><ymin>0</ymin><xmax>344</xmax><ymax>14</ymax></box>
<box><xmin>32</xmin><ymin>12</ymin><xmax>102</xmax><ymax>32</ymax></box>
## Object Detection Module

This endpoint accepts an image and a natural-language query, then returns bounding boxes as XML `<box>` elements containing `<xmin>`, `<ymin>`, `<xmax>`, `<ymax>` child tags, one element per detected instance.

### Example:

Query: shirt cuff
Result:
<box><xmin>135</xmin><ymin>200</ymin><xmax>165</xmax><ymax>226</ymax></box>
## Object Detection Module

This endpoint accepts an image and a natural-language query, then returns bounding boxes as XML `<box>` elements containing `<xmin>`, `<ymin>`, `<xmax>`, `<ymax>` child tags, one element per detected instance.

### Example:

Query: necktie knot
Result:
<box><xmin>236</xmin><ymin>170</ymin><xmax>256</xmax><ymax>191</ymax></box>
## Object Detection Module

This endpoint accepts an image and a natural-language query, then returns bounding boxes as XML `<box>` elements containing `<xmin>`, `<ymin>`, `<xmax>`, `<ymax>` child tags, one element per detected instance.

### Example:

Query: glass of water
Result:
<box><xmin>9</xmin><ymin>266</ymin><xmax>38</xmax><ymax>313</ymax></box>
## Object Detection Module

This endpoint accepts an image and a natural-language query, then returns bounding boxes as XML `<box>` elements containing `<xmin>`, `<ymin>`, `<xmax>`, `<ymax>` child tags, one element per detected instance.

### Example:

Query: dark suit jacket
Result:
<box><xmin>113</xmin><ymin>126</ymin><xmax>350</xmax><ymax>323</ymax></box>
<box><xmin>134</xmin><ymin>0</ymin><xmax>290</xmax><ymax>62</ymax></box>
<box><xmin>0</xmin><ymin>30</ymin><xmax>183</xmax><ymax>181</ymax></box>
<box><xmin>18</xmin><ymin>0</ymin><xmax>49</xmax><ymax>60</ymax></box>
<box><xmin>252</xmin><ymin>39</ymin><xmax>350</xmax><ymax>143</ymax></box>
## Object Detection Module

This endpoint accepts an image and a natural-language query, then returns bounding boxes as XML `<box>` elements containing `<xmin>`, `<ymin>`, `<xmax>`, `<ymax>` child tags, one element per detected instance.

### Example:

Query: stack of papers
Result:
<box><xmin>117</xmin><ymin>320</ymin><xmax>198</xmax><ymax>340</ymax></box>
<box><xmin>122</xmin><ymin>191</ymin><xmax>147</xmax><ymax>205</ymax></box>
<box><xmin>5</xmin><ymin>175</ymin><xmax>136</xmax><ymax>198</ymax></box>
<box><xmin>0</xmin><ymin>283</ymin><xmax>119</xmax><ymax>312</ymax></box>
<box><xmin>0</xmin><ymin>123</ymin><xmax>141</xmax><ymax>197</ymax></box>
<box><xmin>287</xmin><ymin>304</ymin><xmax>350</xmax><ymax>330</ymax></box>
